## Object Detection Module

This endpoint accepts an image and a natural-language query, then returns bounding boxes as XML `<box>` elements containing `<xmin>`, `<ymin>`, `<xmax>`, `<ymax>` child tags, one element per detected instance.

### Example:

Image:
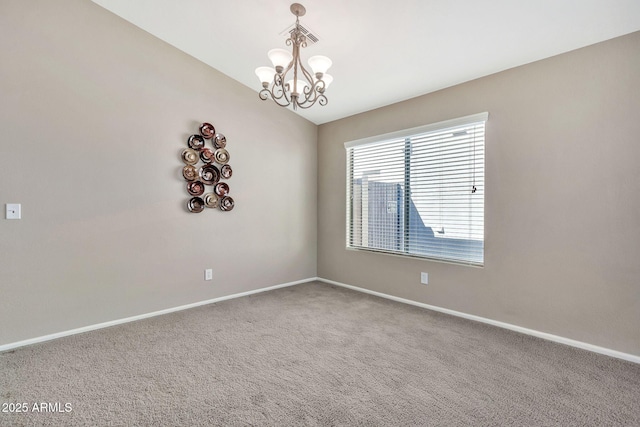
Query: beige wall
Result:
<box><xmin>318</xmin><ymin>32</ymin><xmax>640</xmax><ymax>355</ymax></box>
<box><xmin>0</xmin><ymin>0</ymin><xmax>317</xmax><ymax>345</ymax></box>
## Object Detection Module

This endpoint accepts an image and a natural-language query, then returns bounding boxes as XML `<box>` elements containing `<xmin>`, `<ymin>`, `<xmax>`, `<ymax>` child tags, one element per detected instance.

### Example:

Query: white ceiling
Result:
<box><xmin>91</xmin><ymin>0</ymin><xmax>640</xmax><ymax>125</ymax></box>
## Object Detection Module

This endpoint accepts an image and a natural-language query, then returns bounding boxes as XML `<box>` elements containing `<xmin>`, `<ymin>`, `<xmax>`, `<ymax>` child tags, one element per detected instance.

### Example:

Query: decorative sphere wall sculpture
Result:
<box><xmin>181</xmin><ymin>122</ymin><xmax>234</xmax><ymax>213</ymax></box>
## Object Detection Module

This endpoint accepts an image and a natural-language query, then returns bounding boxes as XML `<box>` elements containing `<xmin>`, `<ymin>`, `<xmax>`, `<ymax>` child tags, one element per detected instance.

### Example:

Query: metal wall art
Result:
<box><xmin>181</xmin><ymin>122</ymin><xmax>234</xmax><ymax>213</ymax></box>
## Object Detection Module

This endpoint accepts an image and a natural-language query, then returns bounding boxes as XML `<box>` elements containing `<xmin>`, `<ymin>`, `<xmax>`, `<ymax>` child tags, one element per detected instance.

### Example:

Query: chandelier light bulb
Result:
<box><xmin>268</xmin><ymin>49</ymin><xmax>293</xmax><ymax>72</ymax></box>
<box><xmin>308</xmin><ymin>55</ymin><xmax>332</xmax><ymax>76</ymax></box>
<box><xmin>255</xmin><ymin>67</ymin><xmax>276</xmax><ymax>85</ymax></box>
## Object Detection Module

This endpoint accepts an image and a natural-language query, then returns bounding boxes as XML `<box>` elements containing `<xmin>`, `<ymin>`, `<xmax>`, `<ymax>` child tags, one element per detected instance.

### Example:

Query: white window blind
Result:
<box><xmin>345</xmin><ymin>113</ymin><xmax>487</xmax><ymax>266</ymax></box>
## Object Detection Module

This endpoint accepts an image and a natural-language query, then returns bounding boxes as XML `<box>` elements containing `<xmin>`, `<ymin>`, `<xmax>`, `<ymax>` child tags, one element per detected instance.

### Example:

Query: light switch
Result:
<box><xmin>6</xmin><ymin>203</ymin><xmax>21</xmax><ymax>219</ymax></box>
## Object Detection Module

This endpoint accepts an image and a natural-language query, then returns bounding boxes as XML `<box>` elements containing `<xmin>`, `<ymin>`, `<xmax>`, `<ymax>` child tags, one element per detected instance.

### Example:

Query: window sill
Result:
<box><xmin>345</xmin><ymin>246</ymin><xmax>484</xmax><ymax>268</ymax></box>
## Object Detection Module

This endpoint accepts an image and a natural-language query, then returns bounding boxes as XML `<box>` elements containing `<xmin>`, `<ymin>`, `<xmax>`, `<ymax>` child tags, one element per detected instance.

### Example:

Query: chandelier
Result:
<box><xmin>255</xmin><ymin>3</ymin><xmax>333</xmax><ymax>110</ymax></box>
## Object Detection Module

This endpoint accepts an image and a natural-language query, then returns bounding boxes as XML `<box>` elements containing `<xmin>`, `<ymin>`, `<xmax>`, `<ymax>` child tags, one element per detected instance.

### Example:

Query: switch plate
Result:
<box><xmin>420</xmin><ymin>272</ymin><xmax>429</xmax><ymax>285</ymax></box>
<box><xmin>6</xmin><ymin>204</ymin><xmax>21</xmax><ymax>219</ymax></box>
<box><xmin>205</xmin><ymin>269</ymin><xmax>213</xmax><ymax>281</ymax></box>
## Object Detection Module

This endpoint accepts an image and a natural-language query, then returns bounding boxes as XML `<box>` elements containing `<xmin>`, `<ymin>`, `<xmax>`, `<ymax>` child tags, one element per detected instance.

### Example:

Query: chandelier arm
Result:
<box><xmin>272</xmin><ymin>95</ymin><xmax>292</xmax><ymax>108</ymax></box>
<box><xmin>298</xmin><ymin>84</ymin><xmax>319</xmax><ymax>108</ymax></box>
<box><xmin>273</xmin><ymin>74</ymin><xmax>292</xmax><ymax>106</ymax></box>
<box><xmin>271</xmin><ymin>75</ymin><xmax>285</xmax><ymax>101</ymax></box>
<box><xmin>299</xmin><ymin>88</ymin><xmax>317</xmax><ymax>107</ymax></box>
<box><xmin>298</xmin><ymin>63</ymin><xmax>316</xmax><ymax>105</ymax></box>
<box><xmin>270</xmin><ymin>89</ymin><xmax>293</xmax><ymax>108</ymax></box>
<box><xmin>295</xmin><ymin>93</ymin><xmax>327</xmax><ymax>109</ymax></box>
<box><xmin>281</xmin><ymin>61</ymin><xmax>294</xmax><ymax>78</ymax></box>
<box><xmin>259</xmin><ymin>73</ymin><xmax>291</xmax><ymax>107</ymax></box>
<box><xmin>298</xmin><ymin>62</ymin><xmax>315</xmax><ymax>89</ymax></box>
<box><xmin>282</xmin><ymin>39</ymin><xmax>295</xmax><ymax>78</ymax></box>
<box><xmin>258</xmin><ymin>87</ymin><xmax>293</xmax><ymax>108</ymax></box>
<box><xmin>315</xmin><ymin>79</ymin><xmax>327</xmax><ymax>93</ymax></box>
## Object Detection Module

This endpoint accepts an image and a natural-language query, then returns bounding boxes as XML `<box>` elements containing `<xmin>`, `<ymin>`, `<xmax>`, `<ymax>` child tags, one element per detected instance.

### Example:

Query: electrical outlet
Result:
<box><xmin>205</xmin><ymin>269</ymin><xmax>213</xmax><ymax>281</ymax></box>
<box><xmin>420</xmin><ymin>272</ymin><xmax>429</xmax><ymax>285</ymax></box>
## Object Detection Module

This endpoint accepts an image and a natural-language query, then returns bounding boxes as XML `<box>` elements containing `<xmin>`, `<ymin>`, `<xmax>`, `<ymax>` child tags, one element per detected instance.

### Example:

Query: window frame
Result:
<box><xmin>344</xmin><ymin>112</ymin><xmax>488</xmax><ymax>267</ymax></box>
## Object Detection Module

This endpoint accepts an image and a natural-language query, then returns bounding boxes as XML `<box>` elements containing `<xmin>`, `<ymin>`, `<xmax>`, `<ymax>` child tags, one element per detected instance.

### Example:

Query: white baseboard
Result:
<box><xmin>316</xmin><ymin>277</ymin><xmax>640</xmax><ymax>364</ymax></box>
<box><xmin>3</xmin><ymin>276</ymin><xmax>638</xmax><ymax>365</ymax></box>
<box><xmin>0</xmin><ymin>277</ymin><xmax>315</xmax><ymax>353</ymax></box>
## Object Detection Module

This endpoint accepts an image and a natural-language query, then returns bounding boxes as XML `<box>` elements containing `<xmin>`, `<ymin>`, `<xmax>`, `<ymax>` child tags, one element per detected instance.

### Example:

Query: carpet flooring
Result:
<box><xmin>1</xmin><ymin>281</ymin><xmax>639</xmax><ymax>426</ymax></box>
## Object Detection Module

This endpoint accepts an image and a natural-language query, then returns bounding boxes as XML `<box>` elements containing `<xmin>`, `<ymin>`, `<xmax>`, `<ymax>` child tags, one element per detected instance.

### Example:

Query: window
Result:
<box><xmin>345</xmin><ymin>113</ymin><xmax>487</xmax><ymax>266</ymax></box>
